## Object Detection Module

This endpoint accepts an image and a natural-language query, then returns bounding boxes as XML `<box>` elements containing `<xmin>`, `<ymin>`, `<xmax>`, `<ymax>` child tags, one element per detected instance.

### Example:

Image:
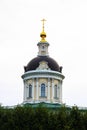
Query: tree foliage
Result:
<box><xmin>0</xmin><ymin>105</ymin><xmax>87</xmax><ymax>130</ymax></box>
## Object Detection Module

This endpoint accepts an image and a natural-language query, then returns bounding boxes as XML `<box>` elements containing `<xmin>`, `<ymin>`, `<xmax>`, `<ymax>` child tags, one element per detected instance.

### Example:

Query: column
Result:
<box><xmin>25</xmin><ymin>81</ymin><xmax>29</xmax><ymax>100</ymax></box>
<box><xmin>59</xmin><ymin>80</ymin><xmax>62</xmax><ymax>103</ymax></box>
<box><xmin>26</xmin><ymin>85</ymin><xmax>29</xmax><ymax>99</ymax></box>
<box><xmin>47</xmin><ymin>78</ymin><xmax>50</xmax><ymax>101</ymax></box>
<box><xmin>57</xmin><ymin>84</ymin><xmax>60</xmax><ymax>101</ymax></box>
<box><xmin>36</xmin><ymin>78</ymin><xmax>39</xmax><ymax>100</ymax></box>
<box><xmin>51</xmin><ymin>78</ymin><xmax>54</xmax><ymax>100</ymax></box>
<box><xmin>23</xmin><ymin>81</ymin><xmax>26</xmax><ymax>101</ymax></box>
<box><xmin>32</xmin><ymin>78</ymin><xmax>34</xmax><ymax>100</ymax></box>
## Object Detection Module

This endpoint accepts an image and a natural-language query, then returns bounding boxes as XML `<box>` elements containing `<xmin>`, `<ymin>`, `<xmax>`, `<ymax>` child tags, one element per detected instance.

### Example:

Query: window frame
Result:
<box><xmin>41</xmin><ymin>83</ymin><xmax>46</xmax><ymax>97</ymax></box>
<box><xmin>54</xmin><ymin>85</ymin><xmax>58</xmax><ymax>99</ymax></box>
<box><xmin>29</xmin><ymin>84</ymin><xmax>32</xmax><ymax>98</ymax></box>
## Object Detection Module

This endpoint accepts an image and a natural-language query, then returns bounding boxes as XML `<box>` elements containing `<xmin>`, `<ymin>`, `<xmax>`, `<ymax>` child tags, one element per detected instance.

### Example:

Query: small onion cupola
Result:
<box><xmin>40</xmin><ymin>19</ymin><xmax>47</xmax><ymax>42</ymax></box>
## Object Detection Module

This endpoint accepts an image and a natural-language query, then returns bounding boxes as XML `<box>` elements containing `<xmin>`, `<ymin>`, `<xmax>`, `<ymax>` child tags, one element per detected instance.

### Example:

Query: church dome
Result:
<box><xmin>24</xmin><ymin>56</ymin><xmax>61</xmax><ymax>72</ymax></box>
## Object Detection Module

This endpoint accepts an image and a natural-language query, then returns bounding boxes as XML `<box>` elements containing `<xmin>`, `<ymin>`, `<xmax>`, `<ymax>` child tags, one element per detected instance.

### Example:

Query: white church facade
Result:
<box><xmin>22</xmin><ymin>19</ymin><xmax>65</xmax><ymax>104</ymax></box>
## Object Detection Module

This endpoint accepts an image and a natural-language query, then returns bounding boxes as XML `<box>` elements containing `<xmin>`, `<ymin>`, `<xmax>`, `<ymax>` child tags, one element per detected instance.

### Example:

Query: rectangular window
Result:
<box><xmin>41</xmin><ymin>83</ymin><xmax>45</xmax><ymax>97</ymax></box>
<box><xmin>54</xmin><ymin>85</ymin><xmax>57</xmax><ymax>98</ymax></box>
<box><xmin>29</xmin><ymin>85</ymin><xmax>32</xmax><ymax>98</ymax></box>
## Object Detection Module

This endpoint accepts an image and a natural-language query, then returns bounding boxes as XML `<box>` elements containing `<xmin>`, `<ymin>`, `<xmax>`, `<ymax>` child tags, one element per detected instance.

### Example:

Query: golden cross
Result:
<box><xmin>41</xmin><ymin>19</ymin><xmax>46</xmax><ymax>31</ymax></box>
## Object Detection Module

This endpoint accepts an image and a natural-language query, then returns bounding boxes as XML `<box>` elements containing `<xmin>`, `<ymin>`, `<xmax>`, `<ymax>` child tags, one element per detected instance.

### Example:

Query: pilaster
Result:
<box><xmin>48</xmin><ymin>78</ymin><xmax>50</xmax><ymax>100</ymax></box>
<box><xmin>51</xmin><ymin>78</ymin><xmax>54</xmax><ymax>101</ymax></box>
<box><xmin>32</xmin><ymin>78</ymin><xmax>34</xmax><ymax>100</ymax></box>
<box><xmin>36</xmin><ymin>78</ymin><xmax>39</xmax><ymax>100</ymax></box>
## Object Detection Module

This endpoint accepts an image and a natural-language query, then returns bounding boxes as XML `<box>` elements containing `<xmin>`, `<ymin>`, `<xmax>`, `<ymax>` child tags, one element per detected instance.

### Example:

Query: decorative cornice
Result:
<box><xmin>22</xmin><ymin>70</ymin><xmax>65</xmax><ymax>81</ymax></box>
<box><xmin>37</xmin><ymin>41</ymin><xmax>49</xmax><ymax>46</ymax></box>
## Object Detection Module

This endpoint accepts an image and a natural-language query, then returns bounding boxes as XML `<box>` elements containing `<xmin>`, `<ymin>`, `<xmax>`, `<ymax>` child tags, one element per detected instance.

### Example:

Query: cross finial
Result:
<box><xmin>41</xmin><ymin>19</ymin><xmax>46</xmax><ymax>31</ymax></box>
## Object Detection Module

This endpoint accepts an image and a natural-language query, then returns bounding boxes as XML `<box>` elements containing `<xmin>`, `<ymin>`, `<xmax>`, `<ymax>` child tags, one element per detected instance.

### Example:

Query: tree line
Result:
<box><xmin>0</xmin><ymin>105</ymin><xmax>87</xmax><ymax>130</ymax></box>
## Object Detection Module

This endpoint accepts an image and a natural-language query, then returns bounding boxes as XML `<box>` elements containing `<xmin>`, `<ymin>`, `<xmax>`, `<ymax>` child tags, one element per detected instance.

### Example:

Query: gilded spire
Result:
<box><xmin>41</xmin><ymin>18</ymin><xmax>46</xmax><ymax>32</ymax></box>
<box><xmin>40</xmin><ymin>19</ymin><xmax>47</xmax><ymax>42</ymax></box>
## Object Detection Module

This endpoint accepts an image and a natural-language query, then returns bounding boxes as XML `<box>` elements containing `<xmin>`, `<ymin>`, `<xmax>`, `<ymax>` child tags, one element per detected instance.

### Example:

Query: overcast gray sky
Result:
<box><xmin>0</xmin><ymin>0</ymin><xmax>87</xmax><ymax>107</ymax></box>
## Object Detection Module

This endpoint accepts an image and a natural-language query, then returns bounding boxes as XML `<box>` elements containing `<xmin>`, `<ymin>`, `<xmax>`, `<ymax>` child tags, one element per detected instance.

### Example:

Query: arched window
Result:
<box><xmin>54</xmin><ymin>85</ymin><xmax>57</xmax><ymax>98</ymax></box>
<box><xmin>29</xmin><ymin>84</ymin><xmax>32</xmax><ymax>98</ymax></box>
<box><xmin>41</xmin><ymin>83</ymin><xmax>45</xmax><ymax>97</ymax></box>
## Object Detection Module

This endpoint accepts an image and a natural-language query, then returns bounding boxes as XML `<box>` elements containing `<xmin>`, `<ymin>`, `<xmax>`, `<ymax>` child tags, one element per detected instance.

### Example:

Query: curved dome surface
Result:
<box><xmin>24</xmin><ymin>56</ymin><xmax>60</xmax><ymax>72</ymax></box>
